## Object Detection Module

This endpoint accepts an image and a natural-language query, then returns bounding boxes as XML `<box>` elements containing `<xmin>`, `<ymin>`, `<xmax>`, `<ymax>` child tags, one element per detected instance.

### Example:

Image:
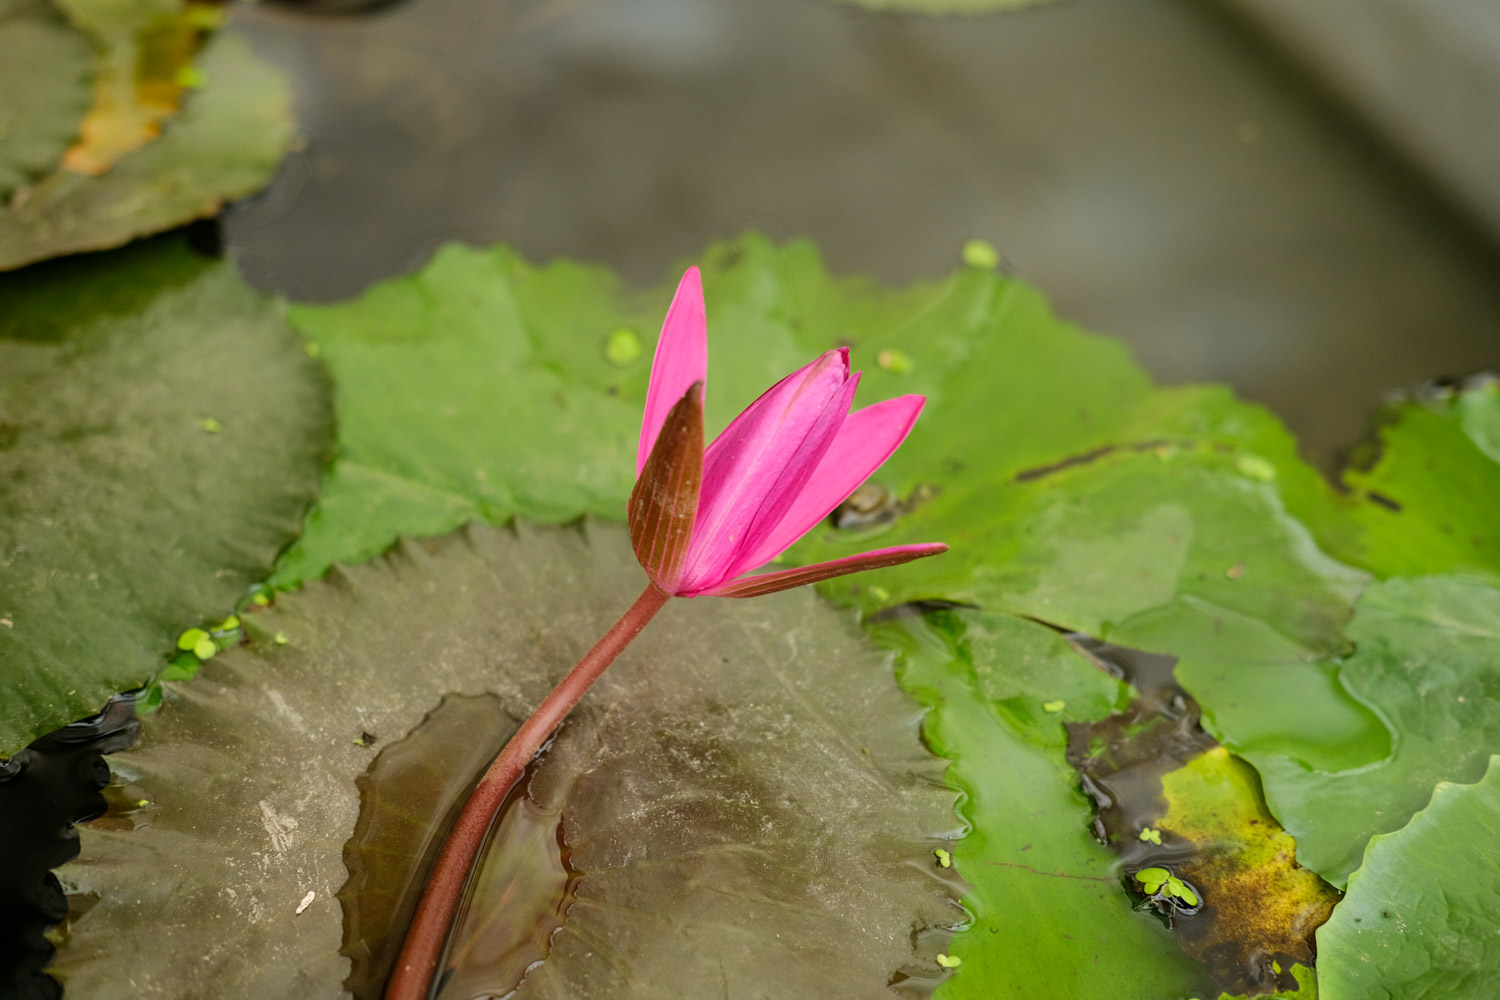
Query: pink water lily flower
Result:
<box><xmin>629</xmin><ymin>267</ymin><xmax>947</xmax><ymax>598</ymax></box>
<box><xmin>388</xmin><ymin>266</ymin><xmax>950</xmax><ymax>1000</ymax></box>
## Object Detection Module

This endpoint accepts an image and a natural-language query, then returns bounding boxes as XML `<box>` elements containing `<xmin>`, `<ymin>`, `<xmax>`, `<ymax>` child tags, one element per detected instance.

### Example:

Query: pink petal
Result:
<box><xmin>734</xmin><ymin>394</ymin><xmax>926</xmax><ymax>573</ymax></box>
<box><xmin>676</xmin><ymin>349</ymin><xmax>852</xmax><ymax>593</ymax></box>
<box><xmin>696</xmin><ymin>543</ymin><xmax>949</xmax><ymax>598</ymax></box>
<box><xmin>637</xmin><ymin>268</ymin><xmax>708</xmax><ymax>477</ymax></box>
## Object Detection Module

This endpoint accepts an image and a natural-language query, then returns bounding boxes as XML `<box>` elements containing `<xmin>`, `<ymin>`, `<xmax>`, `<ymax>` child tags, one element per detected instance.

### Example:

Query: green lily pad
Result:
<box><xmin>51</xmin><ymin>521</ymin><xmax>962</xmax><ymax>997</ymax></box>
<box><xmin>872</xmin><ymin>609</ymin><xmax>1217</xmax><ymax>999</ymax></box>
<box><xmin>271</xmin><ymin>247</ymin><xmax>652</xmax><ymax>588</ymax></box>
<box><xmin>1304</xmin><ymin>379</ymin><xmax>1500</xmax><ymax>582</ymax></box>
<box><xmin>0</xmin><ymin>0</ymin><xmax>94</xmax><ymax>199</ymax></box>
<box><xmin>1248</xmin><ymin>575</ymin><xmax>1500</xmax><ymax>887</ymax></box>
<box><xmin>0</xmin><ymin>26</ymin><xmax>292</xmax><ymax>271</ymax></box>
<box><xmin>0</xmin><ymin>235</ymin><xmax>332</xmax><ymax>755</ymax></box>
<box><xmin>1316</xmin><ymin>755</ymin><xmax>1500</xmax><ymax>1000</ymax></box>
<box><xmin>276</xmin><ymin>237</ymin><xmax>1362</xmax><ymax>679</ymax></box>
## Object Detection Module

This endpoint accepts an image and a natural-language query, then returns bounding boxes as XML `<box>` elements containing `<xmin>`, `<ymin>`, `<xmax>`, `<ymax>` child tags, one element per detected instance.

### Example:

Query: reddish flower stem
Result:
<box><xmin>384</xmin><ymin>581</ymin><xmax>672</xmax><ymax>1000</ymax></box>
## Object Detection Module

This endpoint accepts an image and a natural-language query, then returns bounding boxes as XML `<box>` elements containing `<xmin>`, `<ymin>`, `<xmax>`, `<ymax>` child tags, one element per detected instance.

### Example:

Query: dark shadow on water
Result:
<box><xmin>0</xmin><ymin>699</ymin><xmax>139</xmax><ymax>999</ymax></box>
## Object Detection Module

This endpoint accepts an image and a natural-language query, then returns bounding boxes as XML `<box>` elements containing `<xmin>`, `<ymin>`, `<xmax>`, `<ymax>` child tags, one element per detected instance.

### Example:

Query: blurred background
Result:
<box><xmin>223</xmin><ymin>0</ymin><xmax>1500</xmax><ymax>467</ymax></box>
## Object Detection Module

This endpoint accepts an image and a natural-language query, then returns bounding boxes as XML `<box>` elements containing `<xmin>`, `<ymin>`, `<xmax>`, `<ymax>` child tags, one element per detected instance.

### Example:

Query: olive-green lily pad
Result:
<box><xmin>0</xmin><ymin>235</ymin><xmax>332</xmax><ymax>755</ymax></box>
<box><xmin>0</xmin><ymin>26</ymin><xmax>292</xmax><ymax>271</ymax></box>
<box><xmin>1065</xmin><ymin>676</ymin><xmax>1332</xmax><ymax>996</ymax></box>
<box><xmin>0</xmin><ymin>0</ymin><xmax>94</xmax><ymax>199</ymax></box>
<box><xmin>51</xmin><ymin>521</ymin><xmax>962</xmax><ymax>997</ymax></box>
<box><xmin>1316</xmin><ymin>755</ymin><xmax>1500</xmax><ymax>1000</ymax></box>
<box><xmin>872</xmin><ymin>609</ymin><xmax>1218</xmax><ymax>999</ymax></box>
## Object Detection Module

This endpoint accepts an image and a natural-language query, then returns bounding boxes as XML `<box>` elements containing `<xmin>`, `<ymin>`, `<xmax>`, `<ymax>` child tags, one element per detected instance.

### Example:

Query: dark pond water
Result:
<box><xmin>223</xmin><ymin>0</ymin><xmax>1500</xmax><ymax>465</ymax></box>
<box><xmin>0</xmin><ymin>699</ymin><xmax>137</xmax><ymax>1000</ymax></box>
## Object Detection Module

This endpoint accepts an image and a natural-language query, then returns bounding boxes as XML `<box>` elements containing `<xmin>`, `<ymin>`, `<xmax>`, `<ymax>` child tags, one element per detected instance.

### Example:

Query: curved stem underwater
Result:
<box><xmin>384</xmin><ymin>582</ymin><xmax>672</xmax><ymax>1000</ymax></box>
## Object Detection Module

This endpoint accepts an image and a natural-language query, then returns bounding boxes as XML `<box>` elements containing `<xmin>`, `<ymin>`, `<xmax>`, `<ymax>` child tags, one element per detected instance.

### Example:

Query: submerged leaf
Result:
<box><xmin>1316</xmin><ymin>755</ymin><xmax>1500</xmax><ymax>1000</ymax></box>
<box><xmin>0</xmin><ymin>236</ymin><xmax>332</xmax><ymax>754</ymax></box>
<box><xmin>0</xmin><ymin>27</ymin><xmax>292</xmax><ymax>270</ymax></box>
<box><xmin>51</xmin><ymin>521</ymin><xmax>961</xmax><ymax>997</ymax></box>
<box><xmin>1155</xmin><ymin>749</ymin><xmax>1338</xmax><ymax>993</ymax></box>
<box><xmin>342</xmin><ymin>695</ymin><xmax>518</xmax><ymax>999</ymax></box>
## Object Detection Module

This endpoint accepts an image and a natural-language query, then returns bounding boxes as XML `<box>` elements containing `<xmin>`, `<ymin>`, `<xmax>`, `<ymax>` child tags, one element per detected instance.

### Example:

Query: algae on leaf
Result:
<box><xmin>0</xmin><ymin>27</ymin><xmax>292</xmax><ymax>270</ymax></box>
<box><xmin>1317</xmin><ymin>755</ymin><xmax>1500</xmax><ymax>1000</ymax></box>
<box><xmin>1154</xmin><ymin>748</ymin><xmax>1339</xmax><ymax>991</ymax></box>
<box><xmin>0</xmin><ymin>236</ymin><xmax>332</xmax><ymax>755</ymax></box>
<box><xmin>52</xmin><ymin>521</ymin><xmax>962</xmax><ymax>998</ymax></box>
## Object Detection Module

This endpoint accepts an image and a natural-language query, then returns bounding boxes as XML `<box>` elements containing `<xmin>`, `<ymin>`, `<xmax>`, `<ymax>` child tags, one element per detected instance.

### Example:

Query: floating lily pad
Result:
<box><xmin>1247</xmin><ymin>575</ymin><xmax>1500</xmax><ymax>887</ymax></box>
<box><xmin>1316</xmin><ymin>755</ymin><xmax>1500</xmax><ymax>999</ymax></box>
<box><xmin>872</xmin><ymin>610</ymin><xmax>1218</xmax><ymax>999</ymax></box>
<box><xmin>0</xmin><ymin>0</ymin><xmax>94</xmax><ymax>199</ymax></box>
<box><xmin>271</xmin><ymin>248</ymin><xmax>652</xmax><ymax>587</ymax></box>
<box><xmin>1304</xmin><ymin>379</ymin><xmax>1500</xmax><ymax>582</ymax></box>
<box><xmin>0</xmin><ymin>235</ymin><xmax>332</xmax><ymax>755</ymax></box>
<box><xmin>0</xmin><ymin>27</ymin><xmax>292</xmax><ymax>270</ymax></box>
<box><xmin>51</xmin><ymin>521</ymin><xmax>962</xmax><ymax>997</ymax></box>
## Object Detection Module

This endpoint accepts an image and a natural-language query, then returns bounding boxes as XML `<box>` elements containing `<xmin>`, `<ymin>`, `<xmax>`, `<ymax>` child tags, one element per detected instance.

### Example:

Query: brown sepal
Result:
<box><xmin>628</xmin><ymin>382</ymin><xmax>704</xmax><ymax>591</ymax></box>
